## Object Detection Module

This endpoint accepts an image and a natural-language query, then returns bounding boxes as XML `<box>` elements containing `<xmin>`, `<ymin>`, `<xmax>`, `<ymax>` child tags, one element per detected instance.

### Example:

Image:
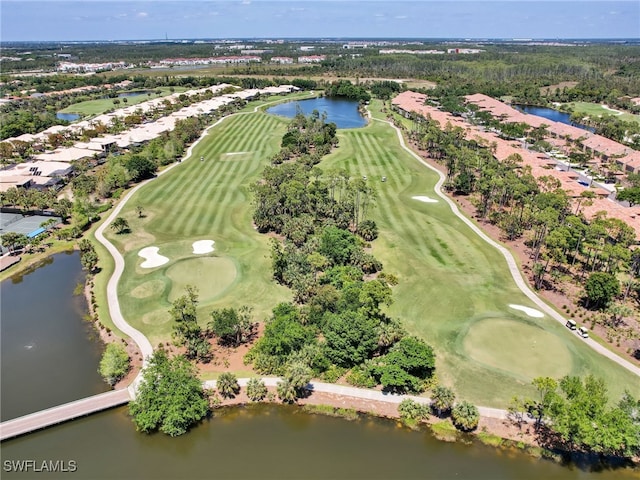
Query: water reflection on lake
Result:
<box><xmin>0</xmin><ymin>252</ymin><xmax>108</xmax><ymax>421</ymax></box>
<box><xmin>267</xmin><ymin>97</ymin><xmax>367</xmax><ymax>129</ymax></box>
<box><xmin>3</xmin><ymin>404</ymin><xmax>637</xmax><ymax>479</ymax></box>
<box><xmin>514</xmin><ymin>105</ymin><xmax>595</xmax><ymax>132</ymax></box>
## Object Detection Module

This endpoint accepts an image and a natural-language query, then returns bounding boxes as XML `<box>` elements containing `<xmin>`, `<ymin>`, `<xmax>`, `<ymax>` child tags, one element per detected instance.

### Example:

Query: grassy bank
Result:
<box><xmin>0</xmin><ymin>239</ymin><xmax>75</xmax><ymax>283</ymax></box>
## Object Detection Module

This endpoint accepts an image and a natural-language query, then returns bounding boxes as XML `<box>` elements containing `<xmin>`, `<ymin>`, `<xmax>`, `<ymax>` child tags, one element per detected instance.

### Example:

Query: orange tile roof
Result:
<box><xmin>393</xmin><ymin>91</ymin><xmax>640</xmax><ymax>240</ymax></box>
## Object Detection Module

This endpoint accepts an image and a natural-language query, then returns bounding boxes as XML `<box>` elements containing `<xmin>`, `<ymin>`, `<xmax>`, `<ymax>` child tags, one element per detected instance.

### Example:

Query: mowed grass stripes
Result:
<box><xmin>106</xmin><ymin>112</ymin><xmax>292</xmax><ymax>345</ymax></box>
<box><xmin>321</xmin><ymin>110</ymin><xmax>640</xmax><ymax>407</ymax></box>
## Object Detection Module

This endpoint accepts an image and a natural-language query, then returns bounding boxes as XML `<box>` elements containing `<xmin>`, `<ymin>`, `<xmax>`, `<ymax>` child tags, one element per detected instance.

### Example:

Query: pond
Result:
<box><xmin>55</xmin><ymin>112</ymin><xmax>80</xmax><ymax>122</ymax></box>
<box><xmin>3</xmin><ymin>404</ymin><xmax>636</xmax><ymax>479</ymax></box>
<box><xmin>267</xmin><ymin>97</ymin><xmax>367</xmax><ymax>129</ymax></box>
<box><xmin>0</xmin><ymin>252</ymin><xmax>108</xmax><ymax>421</ymax></box>
<box><xmin>514</xmin><ymin>105</ymin><xmax>595</xmax><ymax>133</ymax></box>
<box><xmin>116</xmin><ymin>90</ymin><xmax>150</xmax><ymax>98</ymax></box>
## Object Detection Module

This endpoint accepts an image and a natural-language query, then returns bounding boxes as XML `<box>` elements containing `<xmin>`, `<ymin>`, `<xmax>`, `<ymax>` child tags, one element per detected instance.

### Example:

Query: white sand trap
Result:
<box><xmin>412</xmin><ymin>195</ymin><xmax>438</xmax><ymax>203</ymax></box>
<box><xmin>509</xmin><ymin>304</ymin><xmax>544</xmax><ymax>318</ymax></box>
<box><xmin>192</xmin><ymin>240</ymin><xmax>215</xmax><ymax>254</ymax></box>
<box><xmin>138</xmin><ymin>247</ymin><xmax>169</xmax><ymax>268</ymax></box>
<box><xmin>224</xmin><ymin>151</ymin><xmax>250</xmax><ymax>156</ymax></box>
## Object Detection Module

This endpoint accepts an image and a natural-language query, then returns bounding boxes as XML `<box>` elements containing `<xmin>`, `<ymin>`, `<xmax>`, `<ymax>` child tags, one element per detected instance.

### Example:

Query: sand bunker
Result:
<box><xmin>192</xmin><ymin>240</ymin><xmax>215</xmax><ymax>254</ymax></box>
<box><xmin>138</xmin><ymin>247</ymin><xmax>169</xmax><ymax>268</ymax></box>
<box><xmin>509</xmin><ymin>304</ymin><xmax>544</xmax><ymax>318</ymax></box>
<box><xmin>224</xmin><ymin>151</ymin><xmax>250</xmax><ymax>156</ymax></box>
<box><xmin>412</xmin><ymin>195</ymin><xmax>438</xmax><ymax>203</ymax></box>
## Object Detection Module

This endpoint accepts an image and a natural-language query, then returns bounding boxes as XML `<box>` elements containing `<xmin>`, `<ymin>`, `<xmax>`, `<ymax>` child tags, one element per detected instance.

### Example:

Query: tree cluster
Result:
<box><xmin>98</xmin><ymin>343</ymin><xmax>130</xmax><ymax>386</ymax></box>
<box><xmin>246</xmin><ymin>113</ymin><xmax>436</xmax><ymax>395</ymax></box>
<box><xmin>325</xmin><ymin>80</ymin><xmax>371</xmax><ymax>103</ymax></box>
<box><xmin>515</xmin><ymin>376</ymin><xmax>640</xmax><ymax>459</ymax></box>
<box><xmin>129</xmin><ymin>348</ymin><xmax>209</xmax><ymax>436</ymax></box>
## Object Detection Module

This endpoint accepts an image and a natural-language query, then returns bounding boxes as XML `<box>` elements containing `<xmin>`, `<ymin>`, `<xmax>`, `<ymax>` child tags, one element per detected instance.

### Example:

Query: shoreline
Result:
<box><xmin>205</xmin><ymin>388</ymin><xmax>640</xmax><ymax>468</ymax></box>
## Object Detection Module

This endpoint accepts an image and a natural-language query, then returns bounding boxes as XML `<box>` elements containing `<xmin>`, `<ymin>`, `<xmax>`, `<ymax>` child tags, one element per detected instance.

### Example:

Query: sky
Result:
<box><xmin>2</xmin><ymin>1</ymin><xmax>639</xmax><ymax>42</ymax></box>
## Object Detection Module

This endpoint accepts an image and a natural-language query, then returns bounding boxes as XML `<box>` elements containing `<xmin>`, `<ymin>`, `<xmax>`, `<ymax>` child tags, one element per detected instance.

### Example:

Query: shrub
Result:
<box><xmin>99</xmin><ymin>343</ymin><xmax>130</xmax><ymax>386</ymax></box>
<box><xmin>345</xmin><ymin>366</ymin><xmax>377</xmax><ymax>388</ymax></box>
<box><xmin>322</xmin><ymin>364</ymin><xmax>347</xmax><ymax>383</ymax></box>
<box><xmin>398</xmin><ymin>399</ymin><xmax>430</xmax><ymax>422</ymax></box>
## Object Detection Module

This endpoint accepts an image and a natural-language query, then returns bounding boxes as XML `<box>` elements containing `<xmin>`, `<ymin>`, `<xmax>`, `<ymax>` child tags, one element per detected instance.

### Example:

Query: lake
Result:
<box><xmin>514</xmin><ymin>105</ymin><xmax>595</xmax><ymax>133</ymax></box>
<box><xmin>0</xmin><ymin>252</ymin><xmax>108</xmax><ymax>421</ymax></box>
<box><xmin>102</xmin><ymin>90</ymin><xmax>151</xmax><ymax>99</ymax></box>
<box><xmin>55</xmin><ymin>112</ymin><xmax>80</xmax><ymax>122</ymax></box>
<box><xmin>3</xmin><ymin>404</ymin><xmax>637</xmax><ymax>479</ymax></box>
<box><xmin>267</xmin><ymin>97</ymin><xmax>367</xmax><ymax>129</ymax></box>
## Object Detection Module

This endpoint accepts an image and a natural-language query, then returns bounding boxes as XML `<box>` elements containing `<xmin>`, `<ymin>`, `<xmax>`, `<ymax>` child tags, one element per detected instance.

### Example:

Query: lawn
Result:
<box><xmin>104</xmin><ymin>110</ymin><xmax>292</xmax><ymax>346</ymax></box>
<box><xmin>58</xmin><ymin>87</ymin><xmax>187</xmax><ymax>117</ymax></box>
<box><xmin>319</xmin><ymin>101</ymin><xmax>640</xmax><ymax>407</ymax></box>
<box><xmin>565</xmin><ymin>101</ymin><xmax>640</xmax><ymax>124</ymax></box>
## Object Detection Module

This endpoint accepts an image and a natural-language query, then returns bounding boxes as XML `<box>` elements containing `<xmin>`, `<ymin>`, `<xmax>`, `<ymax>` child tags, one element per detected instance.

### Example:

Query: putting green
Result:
<box><xmin>166</xmin><ymin>256</ymin><xmax>237</xmax><ymax>303</ymax></box>
<box><xmin>463</xmin><ymin>318</ymin><xmax>573</xmax><ymax>381</ymax></box>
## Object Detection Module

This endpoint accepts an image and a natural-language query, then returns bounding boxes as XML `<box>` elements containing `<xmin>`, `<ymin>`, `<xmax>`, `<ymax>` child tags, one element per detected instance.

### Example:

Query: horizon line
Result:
<box><xmin>4</xmin><ymin>36</ymin><xmax>640</xmax><ymax>43</ymax></box>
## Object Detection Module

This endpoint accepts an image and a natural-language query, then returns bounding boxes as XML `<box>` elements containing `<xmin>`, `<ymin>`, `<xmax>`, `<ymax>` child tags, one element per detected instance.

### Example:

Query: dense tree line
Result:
<box><xmin>324</xmin><ymin>80</ymin><xmax>371</xmax><ymax>102</ymax></box>
<box><xmin>246</xmin><ymin>112</ymin><xmax>436</xmax><ymax>395</ymax></box>
<box><xmin>511</xmin><ymin>376</ymin><xmax>640</xmax><ymax>459</ymax></box>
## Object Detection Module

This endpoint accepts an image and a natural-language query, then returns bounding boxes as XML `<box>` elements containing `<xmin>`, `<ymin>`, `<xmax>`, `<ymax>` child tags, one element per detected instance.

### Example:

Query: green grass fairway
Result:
<box><xmin>105</xmin><ymin>110</ymin><xmax>292</xmax><ymax>345</ymax></box>
<box><xmin>320</xmin><ymin>102</ymin><xmax>640</xmax><ymax>406</ymax></box>
<box><xmin>59</xmin><ymin>87</ymin><xmax>187</xmax><ymax>117</ymax></box>
<box><xmin>565</xmin><ymin>102</ymin><xmax>640</xmax><ymax>124</ymax></box>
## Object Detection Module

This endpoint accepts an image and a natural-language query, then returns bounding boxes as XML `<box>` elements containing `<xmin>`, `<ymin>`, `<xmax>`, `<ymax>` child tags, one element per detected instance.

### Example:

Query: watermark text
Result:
<box><xmin>3</xmin><ymin>460</ymin><xmax>77</xmax><ymax>473</ymax></box>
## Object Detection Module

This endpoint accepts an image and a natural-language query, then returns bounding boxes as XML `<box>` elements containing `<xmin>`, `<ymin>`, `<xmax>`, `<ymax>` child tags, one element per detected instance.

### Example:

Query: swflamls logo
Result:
<box><xmin>3</xmin><ymin>460</ymin><xmax>78</xmax><ymax>473</ymax></box>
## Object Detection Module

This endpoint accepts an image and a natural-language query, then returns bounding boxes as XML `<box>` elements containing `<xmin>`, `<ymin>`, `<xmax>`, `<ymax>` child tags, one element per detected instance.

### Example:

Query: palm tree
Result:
<box><xmin>286</xmin><ymin>362</ymin><xmax>312</xmax><ymax>391</ymax></box>
<box><xmin>246</xmin><ymin>378</ymin><xmax>267</xmax><ymax>402</ymax></box>
<box><xmin>217</xmin><ymin>372</ymin><xmax>240</xmax><ymax>399</ymax></box>
<box><xmin>452</xmin><ymin>401</ymin><xmax>480</xmax><ymax>431</ymax></box>
<box><xmin>276</xmin><ymin>378</ymin><xmax>298</xmax><ymax>403</ymax></box>
<box><xmin>111</xmin><ymin>217</ymin><xmax>129</xmax><ymax>234</ymax></box>
<box><xmin>431</xmin><ymin>385</ymin><xmax>456</xmax><ymax>417</ymax></box>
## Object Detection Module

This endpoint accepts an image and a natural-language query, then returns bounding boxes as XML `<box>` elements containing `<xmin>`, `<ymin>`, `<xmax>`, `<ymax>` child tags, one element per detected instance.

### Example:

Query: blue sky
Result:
<box><xmin>2</xmin><ymin>1</ymin><xmax>639</xmax><ymax>42</ymax></box>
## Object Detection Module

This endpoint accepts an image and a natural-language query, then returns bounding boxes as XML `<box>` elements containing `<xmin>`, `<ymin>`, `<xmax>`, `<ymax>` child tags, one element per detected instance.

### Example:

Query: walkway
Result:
<box><xmin>376</xmin><ymin>116</ymin><xmax>640</xmax><ymax>378</ymax></box>
<box><xmin>0</xmin><ymin>389</ymin><xmax>131</xmax><ymax>441</ymax></box>
<box><xmin>204</xmin><ymin>378</ymin><xmax>516</xmax><ymax>421</ymax></box>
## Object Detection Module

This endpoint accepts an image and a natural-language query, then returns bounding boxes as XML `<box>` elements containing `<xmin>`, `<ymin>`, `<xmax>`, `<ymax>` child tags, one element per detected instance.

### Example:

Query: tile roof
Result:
<box><xmin>393</xmin><ymin>91</ymin><xmax>640</xmax><ymax>240</ymax></box>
